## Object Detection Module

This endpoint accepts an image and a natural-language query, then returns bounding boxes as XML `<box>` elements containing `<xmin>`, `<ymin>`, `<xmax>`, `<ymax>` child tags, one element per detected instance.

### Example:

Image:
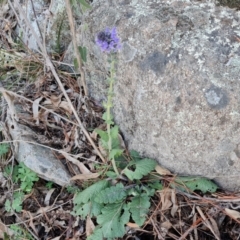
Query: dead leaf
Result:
<box><xmin>86</xmin><ymin>217</ymin><xmax>95</xmax><ymax>236</ymax></box>
<box><xmin>61</xmin><ymin>152</ymin><xmax>90</xmax><ymax>174</ymax></box>
<box><xmin>159</xmin><ymin>189</ymin><xmax>172</xmax><ymax>211</ymax></box>
<box><xmin>71</xmin><ymin>172</ymin><xmax>101</xmax><ymax>181</ymax></box>
<box><xmin>161</xmin><ymin>221</ymin><xmax>172</xmax><ymax>230</ymax></box>
<box><xmin>155</xmin><ymin>165</ymin><xmax>171</xmax><ymax>175</ymax></box>
<box><xmin>59</xmin><ymin>101</ymin><xmax>72</xmax><ymax>114</ymax></box>
<box><xmin>197</xmin><ymin>206</ymin><xmax>220</xmax><ymax>240</ymax></box>
<box><xmin>225</xmin><ymin>208</ymin><xmax>240</xmax><ymax>220</ymax></box>
<box><xmin>126</xmin><ymin>222</ymin><xmax>140</xmax><ymax>228</ymax></box>
<box><xmin>170</xmin><ymin>189</ymin><xmax>178</xmax><ymax>217</ymax></box>
<box><xmin>208</xmin><ymin>215</ymin><xmax>220</xmax><ymax>239</ymax></box>
<box><xmin>32</xmin><ymin>97</ymin><xmax>43</xmax><ymax>125</ymax></box>
<box><xmin>44</xmin><ymin>188</ymin><xmax>55</xmax><ymax>206</ymax></box>
<box><xmin>50</xmin><ymin>94</ymin><xmax>62</xmax><ymax>107</ymax></box>
<box><xmin>0</xmin><ymin>88</ymin><xmax>19</xmax><ymax>121</ymax></box>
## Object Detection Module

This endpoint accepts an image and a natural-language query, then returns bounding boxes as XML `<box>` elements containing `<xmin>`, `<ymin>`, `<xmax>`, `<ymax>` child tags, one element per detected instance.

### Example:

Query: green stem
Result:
<box><xmin>106</xmin><ymin>54</ymin><xmax>119</xmax><ymax>175</ymax></box>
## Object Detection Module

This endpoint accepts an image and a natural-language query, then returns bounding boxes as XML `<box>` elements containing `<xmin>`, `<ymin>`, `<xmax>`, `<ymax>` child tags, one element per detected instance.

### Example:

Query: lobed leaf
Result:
<box><xmin>74</xmin><ymin>201</ymin><xmax>103</xmax><ymax>218</ymax></box>
<box><xmin>171</xmin><ymin>176</ymin><xmax>218</xmax><ymax>193</ymax></box>
<box><xmin>123</xmin><ymin>159</ymin><xmax>157</xmax><ymax>181</ymax></box>
<box><xmin>94</xmin><ymin>183</ymin><xmax>127</xmax><ymax>204</ymax></box>
<box><xmin>97</xmin><ymin>202</ymin><xmax>130</xmax><ymax>239</ymax></box>
<box><xmin>128</xmin><ymin>195</ymin><xmax>151</xmax><ymax>226</ymax></box>
<box><xmin>73</xmin><ymin>180</ymin><xmax>108</xmax><ymax>204</ymax></box>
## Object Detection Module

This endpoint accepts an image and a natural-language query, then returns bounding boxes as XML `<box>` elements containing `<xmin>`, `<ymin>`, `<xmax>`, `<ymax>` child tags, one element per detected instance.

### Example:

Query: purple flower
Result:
<box><xmin>96</xmin><ymin>27</ymin><xmax>121</xmax><ymax>53</ymax></box>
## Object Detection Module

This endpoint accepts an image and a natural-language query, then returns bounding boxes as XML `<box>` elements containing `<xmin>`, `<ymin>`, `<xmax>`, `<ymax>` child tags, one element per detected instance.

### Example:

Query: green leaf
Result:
<box><xmin>130</xmin><ymin>150</ymin><xmax>142</xmax><ymax>161</ymax></box>
<box><xmin>94</xmin><ymin>183</ymin><xmax>127</xmax><ymax>204</ymax></box>
<box><xmin>102</xmin><ymin>112</ymin><xmax>114</xmax><ymax>125</ymax></box>
<box><xmin>95</xmin><ymin>129</ymin><xmax>108</xmax><ymax>142</ymax></box>
<box><xmin>148</xmin><ymin>181</ymin><xmax>163</xmax><ymax>190</ymax></box>
<box><xmin>97</xmin><ymin>202</ymin><xmax>130</xmax><ymax>239</ymax></box>
<box><xmin>172</xmin><ymin>176</ymin><xmax>218</xmax><ymax>193</ymax></box>
<box><xmin>128</xmin><ymin>195</ymin><xmax>151</xmax><ymax>226</ymax></box>
<box><xmin>3</xmin><ymin>165</ymin><xmax>18</xmax><ymax>182</ymax></box>
<box><xmin>73</xmin><ymin>58</ymin><xmax>78</xmax><ymax>69</ymax></box>
<box><xmin>73</xmin><ymin>180</ymin><xmax>108</xmax><ymax>204</ymax></box>
<box><xmin>105</xmin><ymin>171</ymin><xmax>117</xmax><ymax>179</ymax></box>
<box><xmin>12</xmin><ymin>191</ymin><xmax>24</xmax><ymax>212</ymax></box>
<box><xmin>17</xmin><ymin>163</ymin><xmax>39</xmax><ymax>192</ymax></box>
<box><xmin>123</xmin><ymin>159</ymin><xmax>157</xmax><ymax>181</ymax></box>
<box><xmin>78</xmin><ymin>46</ymin><xmax>87</xmax><ymax>62</ymax></box>
<box><xmin>0</xmin><ymin>143</ymin><xmax>9</xmax><ymax>156</ymax></box>
<box><xmin>109</xmin><ymin>148</ymin><xmax>124</xmax><ymax>159</ymax></box>
<box><xmin>87</xmin><ymin>227</ymin><xmax>103</xmax><ymax>240</ymax></box>
<box><xmin>77</xmin><ymin>0</ymin><xmax>91</xmax><ymax>9</ymax></box>
<box><xmin>4</xmin><ymin>199</ymin><xmax>11</xmax><ymax>212</ymax></box>
<box><xmin>73</xmin><ymin>200</ymin><xmax>103</xmax><ymax>218</ymax></box>
<box><xmin>110</xmin><ymin>126</ymin><xmax>119</xmax><ymax>140</ymax></box>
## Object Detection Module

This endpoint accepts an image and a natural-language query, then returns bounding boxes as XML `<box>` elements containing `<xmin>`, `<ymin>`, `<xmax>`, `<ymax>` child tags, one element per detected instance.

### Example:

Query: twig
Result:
<box><xmin>7</xmin><ymin>199</ymin><xmax>72</xmax><ymax>226</ymax></box>
<box><xmin>8</xmin><ymin>1</ymin><xmax>106</xmax><ymax>163</ymax></box>
<box><xmin>176</xmin><ymin>189</ymin><xmax>240</xmax><ymax>203</ymax></box>
<box><xmin>196</xmin><ymin>206</ymin><xmax>220</xmax><ymax>240</ymax></box>
<box><xmin>179</xmin><ymin>217</ymin><xmax>202</xmax><ymax>240</ymax></box>
<box><xmin>64</xmin><ymin>0</ymin><xmax>88</xmax><ymax>95</ymax></box>
<box><xmin>0</xmin><ymin>140</ymin><xmax>104</xmax><ymax>165</ymax></box>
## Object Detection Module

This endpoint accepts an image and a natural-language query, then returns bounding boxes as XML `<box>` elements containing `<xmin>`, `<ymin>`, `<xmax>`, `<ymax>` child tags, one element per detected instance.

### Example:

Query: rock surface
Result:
<box><xmin>69</xmin><ymin>0</ymin><xmax>240</xmax><ymax>190</ymax></box>
<box><xmin>6</xmin><ymin>110</ymin><xmax>71</xmax><ymax>187</ymax></box>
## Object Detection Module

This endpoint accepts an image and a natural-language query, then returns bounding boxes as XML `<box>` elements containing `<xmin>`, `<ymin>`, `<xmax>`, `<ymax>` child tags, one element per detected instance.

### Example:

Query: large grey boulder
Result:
<box><xmin>67</xmin><ymin>0</ymin><xmax>240</xmax><ymax>190</ymax></box>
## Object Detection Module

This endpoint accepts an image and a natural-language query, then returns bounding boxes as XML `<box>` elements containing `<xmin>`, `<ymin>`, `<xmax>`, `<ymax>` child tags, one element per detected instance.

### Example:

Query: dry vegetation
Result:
<box><xmin>0</xmin><ymin>0</ymin><xmax>240</xmax><ymax>240</ymax></box>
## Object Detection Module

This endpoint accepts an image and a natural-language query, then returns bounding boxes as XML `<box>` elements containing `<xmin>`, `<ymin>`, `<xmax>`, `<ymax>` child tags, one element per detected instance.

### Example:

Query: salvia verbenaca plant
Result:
<box><xmin>95</xmin><ymin>27</ymin><xmax>123</xmax><ymax>175</ymax></box>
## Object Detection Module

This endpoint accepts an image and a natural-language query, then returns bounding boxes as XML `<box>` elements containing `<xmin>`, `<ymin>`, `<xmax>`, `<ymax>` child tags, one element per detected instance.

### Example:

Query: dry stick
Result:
<box><xmin>64</xmin><ymin>0</ymin><xmax>88</xmax><ymax>96</ymax></box>
<box><xmin>196</xmin><ymin>206</ymin><xmax>220</xmax><ymax>240</ymax></box>
<box><xmin>9</xmin><ymin>0</ymin><xmax>106</xmax><ymax>163</ymax></box>
<box><xmin>178</xmin><ymin>217</ymin><xmax>203</xmax><ymax>240</ymax></box>
<box><xmin>176</xmin><ymin>189</ymin><xmax>240</xmax><ymax>203</ymax></box>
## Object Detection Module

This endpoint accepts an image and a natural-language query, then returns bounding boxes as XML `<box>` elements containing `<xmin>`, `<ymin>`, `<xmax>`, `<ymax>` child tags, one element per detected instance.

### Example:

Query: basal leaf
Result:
<box><xmin>97</xmin><ymin>202</ymin><xmax>130</xmax><ymax>239</ymax></box>
<box><xmin>130</xmin><ymin>150</ymin><xmax>142</xmax><ymax>161</ymax></box>
<box><xmin>74</xmin><ymin>201</ymin><xmax>103</xmax><ymax>218</ymax></box>
<box><xmin>94</xmin><ymin>183</ymin><xmax>127</xmax><ymax>204</ymax></box>
<box><xmin>128</xmin><ymin>195</ymin><xmax>151</xmax><ymax>226</ymax></box>
<box><xmin>87</xmin><ymin>227</ymin><xmax>103</xmax><ymax>240</ymax></box>
<box><xmin>123</xmin><ymin>159</ymin><xmax>157</xmax><ymax>181</ymax></box>
<box><xmin>73</xmin><ymin>180</ymin><xmax>108</xmax><ymax>205</ymax></box>
<box><xmin>172</xmin><ymin>176</ymin><xmax>218</xmax><ymax>193</ymax></box>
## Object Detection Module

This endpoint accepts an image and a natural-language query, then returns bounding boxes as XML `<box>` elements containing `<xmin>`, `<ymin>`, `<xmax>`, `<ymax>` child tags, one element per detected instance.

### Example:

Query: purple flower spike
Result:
<box><xmin>96</xmin><ymin>27</ymin><xmax>121</xmax><ymax>53</ymax></box>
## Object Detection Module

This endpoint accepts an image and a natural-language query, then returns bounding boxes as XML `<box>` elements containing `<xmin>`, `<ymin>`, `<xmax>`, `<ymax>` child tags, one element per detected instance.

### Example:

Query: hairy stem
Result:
<box><xmin>106</xmin><ymin>55</ymin><xmax>119</xmax><ymax>175</ymax></box>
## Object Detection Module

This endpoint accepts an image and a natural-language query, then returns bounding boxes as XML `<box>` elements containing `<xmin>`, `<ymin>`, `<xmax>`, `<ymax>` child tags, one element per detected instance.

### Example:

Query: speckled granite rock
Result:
<box><xmin>65</xmin><ymin>0</ymin><xmax>240</xmax><ymax>190</ymax></box>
